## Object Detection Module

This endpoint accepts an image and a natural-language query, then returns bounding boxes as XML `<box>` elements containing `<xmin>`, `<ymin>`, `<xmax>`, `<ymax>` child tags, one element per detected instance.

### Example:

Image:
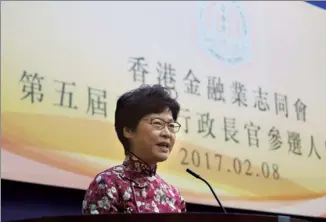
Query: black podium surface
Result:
<box><xmin>11</xmin><ymin>213</ymin><xmax>310</xmax><ymax>222</ymax></box>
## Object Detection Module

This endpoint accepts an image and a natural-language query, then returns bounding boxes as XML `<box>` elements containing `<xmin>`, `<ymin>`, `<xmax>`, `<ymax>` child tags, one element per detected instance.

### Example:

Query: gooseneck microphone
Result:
<box><xmin>186</xmin><ymin>168</ymin><xmax>227</xmax><ymax>213</ymax></box>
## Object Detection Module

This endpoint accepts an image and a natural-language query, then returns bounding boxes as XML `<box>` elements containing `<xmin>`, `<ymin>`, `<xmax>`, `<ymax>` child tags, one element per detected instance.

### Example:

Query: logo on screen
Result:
<box><xmin>197</xmin><ymin>1</ymin><xmax>251</xmax><ymax>66</ymax></box>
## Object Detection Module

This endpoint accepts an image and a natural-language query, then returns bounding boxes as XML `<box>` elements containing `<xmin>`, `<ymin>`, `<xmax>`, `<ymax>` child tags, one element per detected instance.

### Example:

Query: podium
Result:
<box><xmin>11</xmin><ymin>213</ymin><xmax>310</xmax><ymax>222</ymax></box>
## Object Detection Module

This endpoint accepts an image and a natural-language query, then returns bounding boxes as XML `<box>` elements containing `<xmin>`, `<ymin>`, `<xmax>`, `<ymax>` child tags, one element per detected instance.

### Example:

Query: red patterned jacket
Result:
<box><xmin>82</xmin><ymin>154</ymin><xmax>186</xmax><ymax>214</ymax></box>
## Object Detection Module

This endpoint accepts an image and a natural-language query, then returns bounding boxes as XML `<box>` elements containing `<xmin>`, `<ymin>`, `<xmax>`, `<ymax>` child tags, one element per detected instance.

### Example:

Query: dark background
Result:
<box><xmin>2</xmin><ymin>179</ymin><xmax>325</xmax><ymax>222</ymax></box>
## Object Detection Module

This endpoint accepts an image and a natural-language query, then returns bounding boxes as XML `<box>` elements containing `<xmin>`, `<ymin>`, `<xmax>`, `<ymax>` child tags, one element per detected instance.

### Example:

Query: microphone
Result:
<box><xmin>186</xmin><ymin>168</ymin><xmax>227</xmax><ymax>213</ymax></box>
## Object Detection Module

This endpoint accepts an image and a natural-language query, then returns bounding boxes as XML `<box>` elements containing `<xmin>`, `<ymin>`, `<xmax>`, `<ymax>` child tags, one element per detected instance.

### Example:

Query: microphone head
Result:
<box><xmin>186</xmin><ymin>168</ymin><xmax>200</xmax><ymax>179</ymax></box>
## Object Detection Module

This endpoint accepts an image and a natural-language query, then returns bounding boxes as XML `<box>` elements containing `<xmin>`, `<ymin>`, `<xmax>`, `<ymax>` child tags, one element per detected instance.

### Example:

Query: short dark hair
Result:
<box><xmin>114</xmin><ymin>84</ymin><xmax>180</xmax><ymax>155</ymax></box>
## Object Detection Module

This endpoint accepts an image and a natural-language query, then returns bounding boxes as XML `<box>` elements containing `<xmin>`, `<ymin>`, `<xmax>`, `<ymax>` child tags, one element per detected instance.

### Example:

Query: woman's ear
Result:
<box><xmin>123</xmin><ymin>127</ymin><xmax>133</xmax><ymax>139</ymax></box>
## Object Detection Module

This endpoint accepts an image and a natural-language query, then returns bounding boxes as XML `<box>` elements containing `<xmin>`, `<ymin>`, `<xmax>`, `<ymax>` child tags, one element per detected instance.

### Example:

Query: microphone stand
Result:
<box><xmin>186</xmin><ymin>168</ymin><xmax>227</xmax><ymax>214</ymax></box>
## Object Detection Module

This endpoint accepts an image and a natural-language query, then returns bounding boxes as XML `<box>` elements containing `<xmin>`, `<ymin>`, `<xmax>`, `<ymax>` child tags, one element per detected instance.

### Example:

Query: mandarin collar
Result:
<box><xmin>122</xmin><ymin>153</ymin><xmax>157</xmax><ymax>177</ymax></box>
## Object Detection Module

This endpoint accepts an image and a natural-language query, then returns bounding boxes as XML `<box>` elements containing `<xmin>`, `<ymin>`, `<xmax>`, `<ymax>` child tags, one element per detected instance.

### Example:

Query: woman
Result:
<box><xmin>82</xmin><ymin>84</ymin><xmax>186</xmax><ymax>214</ymax></box>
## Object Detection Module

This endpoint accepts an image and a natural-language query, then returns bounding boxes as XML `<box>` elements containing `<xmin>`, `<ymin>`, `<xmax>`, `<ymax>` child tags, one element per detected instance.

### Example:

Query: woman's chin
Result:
<box><xmin>153</xmin><ymin>151</ymin><xmax>170</xmax><ymax>163</ymax></box>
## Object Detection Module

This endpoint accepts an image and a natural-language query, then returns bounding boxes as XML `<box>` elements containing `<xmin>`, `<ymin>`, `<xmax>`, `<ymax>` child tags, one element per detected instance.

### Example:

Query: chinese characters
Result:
<box><xmin>20</xmin><ymin>71</ymin><xmax>107</xmax><ymax>118</ymax></box>
<box><xmin>128</xmin><ymin>57</ymin><xmax>308</xmax><ymax>122</ymax></box>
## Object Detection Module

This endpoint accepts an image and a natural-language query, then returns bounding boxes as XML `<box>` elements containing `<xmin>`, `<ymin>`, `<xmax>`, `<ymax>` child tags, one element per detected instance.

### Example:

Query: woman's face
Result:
<box><xmin>124</xmin><ymin>108</ymin><xmax>180</xmax><ymax>166</ymax></box>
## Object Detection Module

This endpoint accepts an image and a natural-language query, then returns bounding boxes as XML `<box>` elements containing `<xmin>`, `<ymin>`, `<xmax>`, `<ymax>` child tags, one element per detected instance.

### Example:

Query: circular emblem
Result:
<box><xmin>198</xmin><ymin>1</ymin><xmax>251</xmax><ymax>66</ymax></box>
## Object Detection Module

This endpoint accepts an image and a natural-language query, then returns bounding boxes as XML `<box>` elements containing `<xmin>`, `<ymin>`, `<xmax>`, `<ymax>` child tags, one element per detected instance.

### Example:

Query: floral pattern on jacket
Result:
<box><xmin>82</xmin><ymin>154</ymin><xmax>186</xmax><ymax>214</ymax></box>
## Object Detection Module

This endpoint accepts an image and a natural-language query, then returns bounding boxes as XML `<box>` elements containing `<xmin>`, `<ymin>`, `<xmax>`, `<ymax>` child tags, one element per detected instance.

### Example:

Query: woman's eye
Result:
<box><xmin>152</xmin><ymin>121</ymin><xmax>163</xmax><ymax>126</ymax></box>
<box><xmin>168</xmin><ymin>124</ymin><xmax>175</xmax><ymax>128</ymax></box>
